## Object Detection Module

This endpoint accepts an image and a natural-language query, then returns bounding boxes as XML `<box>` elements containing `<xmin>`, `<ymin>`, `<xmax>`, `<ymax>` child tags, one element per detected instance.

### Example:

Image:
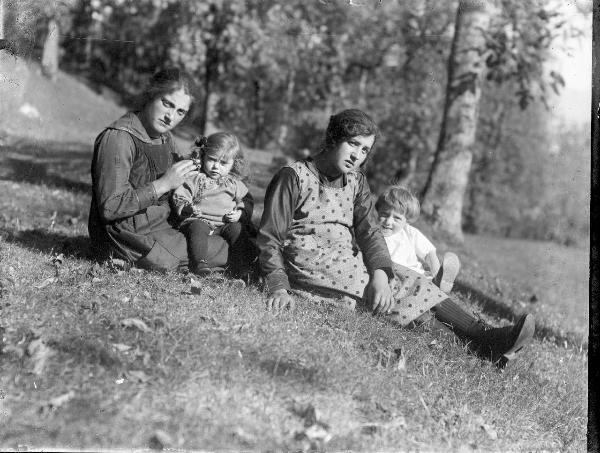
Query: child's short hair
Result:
<box><xmin>191</xmin><ymin>132</ymin><xmax>249</xmax><ymax>180</ymax></box>
<box><xmin>375</xmin><ymin>185</ymin><xmax>420</xmax><ymax>223</ymax></box>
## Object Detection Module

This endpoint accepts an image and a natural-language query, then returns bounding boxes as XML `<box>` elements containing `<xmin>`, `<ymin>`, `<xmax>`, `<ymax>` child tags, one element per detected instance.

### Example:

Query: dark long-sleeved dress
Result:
<box><xmin>88</xmin><ymin>112</ymin><xmax>228</xmax><ymax>270</ymax></box>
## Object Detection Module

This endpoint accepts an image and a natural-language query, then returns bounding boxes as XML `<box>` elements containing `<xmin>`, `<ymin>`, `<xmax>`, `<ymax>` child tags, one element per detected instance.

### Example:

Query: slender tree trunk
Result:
<box><xmin>358</xmin><ymin>67</ymin><xmax>368</xmax><ymax>107</ymax></box>
<box><xmin>41</xmin><ymin>17</ymin><xmax>60</xmax><ymax>80</ymax></box>
<box><xmin>420</xmin><ymin>0</ymin><xmax>494</xmax><ymax>241</ymax></box>
<box><xmin>276</xmin><ymin>69</ymin><xmax>296</xmax><ymax>148</ymax></box>
<box><xmin>0</xmin><ymin>0</ymin><xmax>5</xmax><ymax>40</ymax></box>
<box><xmin>199</xmin><ymin>49</ymin><xmax>219</xmax><ymax>135</ymax></box>
<box><xmin>251</xmin><ymin>79</ymin><xmax>262</xmax><ymax>148</ymax></box>
<box><xmin>391</xmin><ymin>151</ymin><xmax>418</xmax><ymax>186</ymax></box>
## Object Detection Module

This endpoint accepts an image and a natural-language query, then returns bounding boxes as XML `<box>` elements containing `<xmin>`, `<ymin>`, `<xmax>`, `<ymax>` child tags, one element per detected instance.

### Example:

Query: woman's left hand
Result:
<box><xmin>224</xmin><ymin>209</ymin><xmax>242</xmax><ymax>223</ymax></box>
<box><xmin>364</xmin><ymin>269</ymin><xmax>393</xmax><ymax>315</ymax></box>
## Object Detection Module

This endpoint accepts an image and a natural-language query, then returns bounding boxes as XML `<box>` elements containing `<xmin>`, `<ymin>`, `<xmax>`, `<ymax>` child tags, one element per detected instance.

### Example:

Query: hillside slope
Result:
<box><xmin>0</xmin><ymin>53</ymin><xmax>125</xmax><ymax>144</ymax></box>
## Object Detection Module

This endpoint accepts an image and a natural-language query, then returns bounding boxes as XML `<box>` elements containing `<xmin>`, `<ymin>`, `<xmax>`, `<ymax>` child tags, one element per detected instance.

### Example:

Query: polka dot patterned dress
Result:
<box><xmin>283</xmin><ymin>162</ymin><xmax>446</xmax><ymax>326</ymax></box>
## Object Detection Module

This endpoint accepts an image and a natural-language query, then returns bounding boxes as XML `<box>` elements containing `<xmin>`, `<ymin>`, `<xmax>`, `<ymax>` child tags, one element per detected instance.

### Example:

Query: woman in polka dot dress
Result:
<box><xmin>257</xmin><ymin>109</ymin><xmax>535</xmax><ymax>364</ymax></box>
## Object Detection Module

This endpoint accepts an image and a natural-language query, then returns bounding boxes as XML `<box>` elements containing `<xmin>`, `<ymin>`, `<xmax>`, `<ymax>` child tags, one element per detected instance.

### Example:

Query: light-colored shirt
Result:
<box><xmin>384</xmin><ymin>224</ymin><xmax>436</xmax><ymax>274</ymax></box>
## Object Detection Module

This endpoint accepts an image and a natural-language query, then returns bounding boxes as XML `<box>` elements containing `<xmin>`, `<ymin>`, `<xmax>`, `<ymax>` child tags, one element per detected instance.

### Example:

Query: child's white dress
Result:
<box><xmin>384</xmin><ymin>225</ymin><xmax>436</xmax><ymax>275</ymax></box>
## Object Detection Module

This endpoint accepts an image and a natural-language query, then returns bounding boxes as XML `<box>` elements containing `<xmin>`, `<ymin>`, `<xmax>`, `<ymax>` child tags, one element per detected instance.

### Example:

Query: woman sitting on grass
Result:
<box><xmin>88</xmin><ymin>67</ymin><xmax>228</xmax><ymax>271</ymax></box>
<box><xmin>257</xmin><ymin>108</ymin><xmax>535</xmax><ymax>365</ymax></box>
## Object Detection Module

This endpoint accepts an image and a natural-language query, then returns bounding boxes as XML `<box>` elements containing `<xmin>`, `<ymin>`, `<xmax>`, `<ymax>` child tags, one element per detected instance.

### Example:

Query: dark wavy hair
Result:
<box><xmin>320</xmin><ymin>109</ymin><xmax>380</xmax><ymax>168</ymax></box>
<box><xmin>139</xmin><ymin>67</ymin><xmax>197</xmax><ymax>117</ymax></box>
<box><xmin>191</xmin><ymin>132</ymin><xmax>249</xmax><ymax>181</ymax></box>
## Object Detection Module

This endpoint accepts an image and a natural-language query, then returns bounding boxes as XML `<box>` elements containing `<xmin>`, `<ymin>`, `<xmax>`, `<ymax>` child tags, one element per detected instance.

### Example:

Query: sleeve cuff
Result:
<box><xmin>367</xmin><ymin>255</ymin><xmax>395</xmax><ymax>281</ymax></box>
<box><xmin>136</xmin><ymin>183</ymin><xmax>158</xmax><ymax>210</ymax></box>
<box><xmin>265</xmin><ymin>269</ymin><xmax>291</xmax><ymax>294</ymax></box>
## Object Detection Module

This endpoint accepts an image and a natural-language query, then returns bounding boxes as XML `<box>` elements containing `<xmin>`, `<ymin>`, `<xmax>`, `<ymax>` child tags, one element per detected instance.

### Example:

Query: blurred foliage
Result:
<box><xmin>2</xmin><ymin>0</ymin><xmax>590</xmax><ymax>245</ymax></box>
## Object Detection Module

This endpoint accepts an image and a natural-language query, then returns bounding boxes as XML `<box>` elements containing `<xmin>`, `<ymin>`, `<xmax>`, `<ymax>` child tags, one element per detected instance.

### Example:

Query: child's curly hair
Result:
<box><xmin>190</xmin><ymin>132</ymin><xmax>249</xmax><ymax>181</ymax></box>
<box><xmin>375</xmin><ymin>185</ymin><xmax>420</xmax><ymax>223</ymax></box>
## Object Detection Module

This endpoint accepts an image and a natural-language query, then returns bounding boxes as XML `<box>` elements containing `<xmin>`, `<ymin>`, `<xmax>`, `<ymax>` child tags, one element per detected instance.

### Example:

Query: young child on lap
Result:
<box><xmin>376</xmin><ymin>185</ymin><xmax>460</xmax><ymax>293</ymax></box>
<box><xmin>171</xmin><ymin>132</ymin><xmax>254</xmax><ymax>275</ymax></box>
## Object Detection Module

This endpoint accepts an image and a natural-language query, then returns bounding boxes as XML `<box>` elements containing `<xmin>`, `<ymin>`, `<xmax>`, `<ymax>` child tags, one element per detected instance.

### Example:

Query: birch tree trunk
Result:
<box><xmin>41</xmin><ymin>17</ymin><xmax>60</xmax><ymax>80</ymax></box>
<box><xmin>420</xmin><ymin>0</ymin><xmax>495</xmax><ymax>241</ymax></box>
<box><xmin>0</xmin><ymin>0</ymin><xmax>5</xmax><ymax>40</ymax></box>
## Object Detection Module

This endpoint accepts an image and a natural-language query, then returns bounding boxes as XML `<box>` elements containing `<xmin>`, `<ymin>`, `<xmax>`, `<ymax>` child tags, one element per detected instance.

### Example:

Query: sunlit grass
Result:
<box><xmin>0</xmin><ymin>175</ymin><xmax>587</xmax><ymax>451</ymax></box>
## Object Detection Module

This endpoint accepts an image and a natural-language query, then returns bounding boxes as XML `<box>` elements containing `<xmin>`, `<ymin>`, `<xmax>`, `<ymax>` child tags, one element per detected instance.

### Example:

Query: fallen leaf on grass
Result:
<box><xmin>190</xmin><ymin>278</ymin><xmax>202</xmax><ymax>295</ymax></box>
<box><xmin>91</xmin><ymin>277</ymin><xmax>103</xmax><ymax>284</ymax></box>
<box><xmin>198</xmin><ymin>315</ymin><xmax>220</xmax><ymax>327</ymax></box>
<box><xmin>428</xmin><ymin>339</ymin><xmax>443</xmax><ymax>350</ymax></box>
<box><xmin>26</xmin><ymin>338</ymin><xmax>55</xmax><ymax>375</ymax></box>
<box><xmin>395</xmin><ymin>348</ymin><xmax>407</xmax><ymax>372</ymax></box>
<box><xmin>291</xmin><ymin>401</ymin><xmax>333</xmax><ymax>450</ymax></box>
<box><xmin>127</xmin><ymin>370</ymin><xmax>151</xmax><ymax>383</ymax></box>
<box><xmin>109</xmin><ymin>258</ymin><xmax>129</xmax><ymax>271</ymax></box>
<box><xmin>361</xmin><ymin>416</ymin><xmax>407</xmax><ymax>435</ymax></box>
<box><xmin>111</xmin><ymin>343</ymin><xmax>132</xmax><ymax>352</ymax></box>
<box><xmin>34</xmin><ymin>277</ymin><xmax>57</xmax><ymax>289</ymax></box>
<box><xmin>480</xmin><ymin>423</ymin><xmax>498</xmax><ymax>440</ymax></box>
<box><xmin>295</xmin><ymin>423</ymin><xmax>332</xmax><ymax>452</ymax></box>
<box><xmin>39</xmin><ymin>391</ymin><xmax>75</xmax><ymax>415</ymax></box>
<box><xmin>293</xmin><ymin>402</ymin><xmax>320</xmax><ymax>426</ymax></box>
<box><xmin>121</xmin><ymin>318</ymin><xmax>151</xmax><ymax>333</ymax></box>
<box><xmin>148</xmin><ymin>429</ymin><xmax>173</xmax><ymax>450</ymax></box>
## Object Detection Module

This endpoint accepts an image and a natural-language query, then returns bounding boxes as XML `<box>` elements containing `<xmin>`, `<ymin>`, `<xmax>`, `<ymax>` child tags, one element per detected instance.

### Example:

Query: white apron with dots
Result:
<box><xmin>283</xmin><ymin>161</ymin><xmax>446</xmax><ymax>326</ymax></box>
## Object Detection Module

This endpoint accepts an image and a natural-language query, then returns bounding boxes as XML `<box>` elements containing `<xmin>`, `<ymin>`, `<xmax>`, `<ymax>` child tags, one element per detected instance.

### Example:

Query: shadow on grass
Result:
<box><xmin>3</xmin><ymin>228</ymin><xmax>98</xmax><ymax>261</ymax></box>
<box><xmin>454</xmin><ymin>279</ymin><xmax>587</xmax><ymax>350</ymax></box>
<box><xmin>0</xmin><ymin>140</ymin><xmax>92</xmax><ymax>194</ymax></box>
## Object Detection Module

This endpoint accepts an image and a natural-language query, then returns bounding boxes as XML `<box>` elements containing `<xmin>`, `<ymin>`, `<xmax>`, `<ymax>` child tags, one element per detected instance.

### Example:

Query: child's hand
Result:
<box><xmin>266</xmin><ymin>289</ymin><xmax>295</xmax><ymax>313</ymax></box>
<box><xmin>224</xmin><ymin>209</ymin><xmax>242</xmax><ymax>223</ymax></box>
<box><xmin>364</xmin><ymin>269</ymin><xmax>393</xmax><ymax>315</ymax></box>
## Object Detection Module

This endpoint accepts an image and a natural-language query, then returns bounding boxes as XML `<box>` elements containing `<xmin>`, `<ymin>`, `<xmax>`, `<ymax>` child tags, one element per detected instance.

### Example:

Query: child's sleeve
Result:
<box><xmin>170</xmin><ymin>176</ymin><xmax>197</xmax><ymax>221</ymax></box>
<box><xmin>234</xmin><ymin>180</ymin><xmax>253</xmax><ymax>224</ymax></box>
<box><xmin>256</xmin><ymin>168</ymin><xmax>300</xmax><ymax>294</ymax></box>
<box><xmin>353</xmin><ymin>173</ymin><xmax>394</xmax><ymax>280</ymax></box>
<box><xmin>412</xmin><ymin>227</ymin><xmax>436</xmax><ymax>261</ymax></box>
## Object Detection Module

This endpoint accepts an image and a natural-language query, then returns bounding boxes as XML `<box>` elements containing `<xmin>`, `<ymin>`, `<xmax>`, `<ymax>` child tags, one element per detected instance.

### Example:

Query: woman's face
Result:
<box><xmin>327</xmin><ymin>134</ymin><xmax>375</xmax><ymax>175</ymax></box>
<box><xmin>142</xmin><ymin>87</ymin><xmax>191</xmax><ymax>138</ymax></box>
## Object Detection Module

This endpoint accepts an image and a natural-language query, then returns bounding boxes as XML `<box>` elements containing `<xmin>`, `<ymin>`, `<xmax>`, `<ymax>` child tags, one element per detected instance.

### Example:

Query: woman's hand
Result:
<box><xmin>153</xmin><ymin>160</ymin><xmax>198</xmax><ymax>197</ymax></box>
<box><xmin>266</xmin><ymin>289</ymin><xmax>295</xmax><ymax>313</ymax></box>
<box><xmin>364</xmin><ymin>269</ymin><xmax>393</xmax><ymax>315</ymax></box>
<box><xmin>224</xmin><ymin>209</ymin><xmax>242</xmax><ymax>223</ymax></box>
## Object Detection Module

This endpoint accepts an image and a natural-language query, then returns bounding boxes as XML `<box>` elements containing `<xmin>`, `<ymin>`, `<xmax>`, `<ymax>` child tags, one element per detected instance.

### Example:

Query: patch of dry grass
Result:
<box><xmin>0</xmin><ymin>163</ymin><xmax>587</xmax><ymax>451</ymax></box>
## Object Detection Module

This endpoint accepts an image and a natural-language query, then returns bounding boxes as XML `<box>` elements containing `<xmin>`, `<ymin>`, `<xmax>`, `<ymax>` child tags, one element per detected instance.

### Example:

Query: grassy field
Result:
<box><xmin>0</xmin><ymin>138</ymin><xmax>588</xmax><ymax>452</ymax></box>
<box><xmin>0</xmin><ymin>60</ymin><xmax>588</xmax><ymax>451</ymax></box>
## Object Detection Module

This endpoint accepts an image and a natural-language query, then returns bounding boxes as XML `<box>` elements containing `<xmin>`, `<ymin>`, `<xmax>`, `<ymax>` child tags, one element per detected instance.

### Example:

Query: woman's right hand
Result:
<box><xmin>266</xmin><ymin>289</ymin><xmax>295</xmax><ymax>313</ymax></box>
<box><xmin>153</xmin><ymin>160</ymin><xmax>198</xmax><ymax>197</ymax></box>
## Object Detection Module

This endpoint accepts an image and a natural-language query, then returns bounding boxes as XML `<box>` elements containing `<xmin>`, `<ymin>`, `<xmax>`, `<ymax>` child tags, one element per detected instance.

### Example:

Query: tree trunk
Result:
<box><xmin>0</xmin><ymin>0</ymin><xmax>5</xmax><ymax>39</ymax></box>
<box><xmin>199</xmin><ymin>48</ymin><xmax>219</xmax><ymax>135</ymax></box>
<box><xmin>276</xmin><ymin>69</ymin><xmax>296</xmax><ymax>148</ymax></box>
<box><xmin>420</xmin><ymin>0</ymin><xmax>494</xmax><ymax>241</ymax></box>
<box><xmin>41</xmin><ymin>17</ymin><xmax>60</xmax><ymax>81</ymax></box>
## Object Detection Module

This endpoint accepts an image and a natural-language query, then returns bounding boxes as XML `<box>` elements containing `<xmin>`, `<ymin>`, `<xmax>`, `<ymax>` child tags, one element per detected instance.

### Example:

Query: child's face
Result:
<box><xmin>142</xmin><ymin>88</ymin><xmax>191</xmax><ymax>138</ymax></box>
<box><xmin>378</xmin><ymin>208</ymin><xmax>407</xmax><ymax>237</ymax></box>
<box><xmin>202</xmin><ymin>152</ymin><xmax>234</xmax><ymax>180</ymax></box>
<box><xmin>328</xmin><ymin>134</ymin><xmax>375</xmax><ymax>175</ymax></box>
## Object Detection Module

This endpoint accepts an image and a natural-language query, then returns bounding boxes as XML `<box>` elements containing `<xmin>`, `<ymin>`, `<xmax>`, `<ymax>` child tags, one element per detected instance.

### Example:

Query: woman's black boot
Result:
<box><xmin>431</xmin><ymin>299</ymin><xmax>535</xmax><ymax>365</ymax></box>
